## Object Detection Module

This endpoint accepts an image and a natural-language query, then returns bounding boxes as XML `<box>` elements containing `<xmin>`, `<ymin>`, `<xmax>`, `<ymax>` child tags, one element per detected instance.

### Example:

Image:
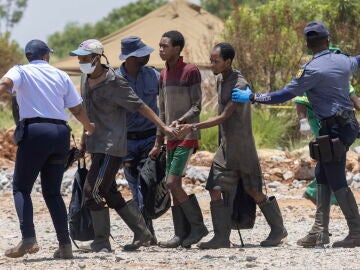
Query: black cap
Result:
<box><xmin>304</xmin><ymin>21</ymin><xmax>329</xmax><ymax>40</ymax></box>
<box><xmin>25</xmin><ymin>39</ymin><xmax>54</xmax><ymax>59</ymax></box>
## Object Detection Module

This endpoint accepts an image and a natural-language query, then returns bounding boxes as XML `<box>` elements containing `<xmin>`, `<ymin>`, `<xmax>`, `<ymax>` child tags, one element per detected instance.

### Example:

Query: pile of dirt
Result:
<box><xmin>190</xmin><ymin>148</ymin><xmax>360</xmax><ymax>183</ymax></box>
<box><xmin>0</xmin><ymin>127</ymin><xmax>16</xmax><ymax>167</ymax></box>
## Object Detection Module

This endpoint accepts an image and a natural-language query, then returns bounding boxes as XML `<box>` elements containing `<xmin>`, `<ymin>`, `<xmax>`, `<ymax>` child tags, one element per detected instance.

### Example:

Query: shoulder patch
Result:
<box><xmin>295</xmin><ymin>68</ymin><xmax>304</xmax><ymax>79</ymax></box>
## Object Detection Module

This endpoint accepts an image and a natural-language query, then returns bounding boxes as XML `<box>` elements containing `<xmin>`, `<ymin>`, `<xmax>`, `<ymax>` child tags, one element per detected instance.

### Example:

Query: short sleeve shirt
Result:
<box><xmin>81</xmin><ymin>66</ymin><xmax>144</xmax><ymax>157</ymax></box>
<box><xmin>4</xmin><ymin>60</ymin><xmax>82</xmax><ymax>121</ymax></box>
<box><xmin>284</xmin><ymin>50</ymin><xmax>357</xmax><ymax>119</ymax></box>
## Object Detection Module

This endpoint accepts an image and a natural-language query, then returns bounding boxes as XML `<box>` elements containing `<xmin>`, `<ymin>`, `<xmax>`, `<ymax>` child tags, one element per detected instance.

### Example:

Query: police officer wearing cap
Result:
<box><xmin>0</xmin><ymin>39</ymin><xmax>94</xmax><ymax>259</ymax></box>
<box><xmin>116</xmin><ymin>36</ymin><xmax>159</xmax><ymax>243</ymax></box>
<box><xmin>231</xmin><ymin>21</ymin><xmax>360</xmax><ymax>248</ymax></box>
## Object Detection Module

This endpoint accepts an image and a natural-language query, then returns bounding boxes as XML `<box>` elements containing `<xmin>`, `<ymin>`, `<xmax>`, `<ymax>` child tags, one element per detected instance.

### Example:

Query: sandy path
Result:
<box><xmin>1</xmin><ymin>189</ymin><xmax>360</xmax><ymax>270</ymax></box>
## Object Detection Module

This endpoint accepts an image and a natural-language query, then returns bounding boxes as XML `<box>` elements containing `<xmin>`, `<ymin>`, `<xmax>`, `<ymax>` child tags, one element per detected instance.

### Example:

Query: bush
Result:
<box><xmin>225</xmin><ymin>0</ymin><xmax>360</xmax><ymax>92</ymax></box>
<box><xmin>252</xmin><ymin>107</ymin><xmax>296</xmax><ymax>149</ymax></box>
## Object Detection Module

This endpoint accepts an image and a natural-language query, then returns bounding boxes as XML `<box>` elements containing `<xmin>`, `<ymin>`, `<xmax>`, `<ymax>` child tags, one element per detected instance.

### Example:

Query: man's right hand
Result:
<box><xmin>299</xmin><ymin>118</ymin><xmax>312</xmax><ymax>136</ymax></box>
<box><xmin>149</xmin><ymin>146</ymin><xmax>161</xmax><ymax>159</ymax></box>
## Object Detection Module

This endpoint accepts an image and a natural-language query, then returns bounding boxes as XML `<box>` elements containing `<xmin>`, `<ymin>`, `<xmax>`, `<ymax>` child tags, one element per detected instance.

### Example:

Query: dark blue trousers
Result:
<box><xmin>13</xmin><ymin>122</ymin><xmax>70</xmax><ymax>245</ymax></box>
<box><xmin>316</xmin><ymin>114</ymin><xmax>359</xmax><ymax>192</ymax></box>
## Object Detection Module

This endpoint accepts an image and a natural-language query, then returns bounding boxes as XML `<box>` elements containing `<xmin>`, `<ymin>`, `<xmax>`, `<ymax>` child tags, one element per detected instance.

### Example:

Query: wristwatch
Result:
<box><xmin>191</xmin><ymin>123</ymin><xmax>198</xmax><ymax>132</ymax></box>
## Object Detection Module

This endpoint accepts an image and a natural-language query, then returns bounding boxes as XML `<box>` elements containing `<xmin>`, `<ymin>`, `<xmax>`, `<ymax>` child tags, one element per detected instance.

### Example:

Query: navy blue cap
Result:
<box><xmin>25</xmin><ymin>39</ymin><xmax>54</xmax><ymax>59</ymax></box>
<box><xmin>304</xmin><ymin>21</ymin><xmax>329</xmax><ymax>40</ymax></box>
<box><xmin>119</xmin><ymin>36</ymin><xmax>153</xmax><ymax>60</ymax></box>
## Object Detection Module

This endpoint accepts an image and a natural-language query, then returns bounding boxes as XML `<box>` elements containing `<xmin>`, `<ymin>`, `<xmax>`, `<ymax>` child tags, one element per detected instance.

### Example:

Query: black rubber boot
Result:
<box><xmin>158</xmin><ymin>205</ymin><xmax>190</xmax><ymax>248</ymax></box>
<box><xmin>80</xmin><ymin>208</ymin><xmax>111</xmax><ymax>252</ymax></box>
<box><xmin>116</xmin><ymin>200</ymin><xmax>154</xmax><ymax>251</ymax></box>
<box><xmin>53</xmin><ymin>243</ymin><xmax>73</xmax><ymax>259</ymax></box>
<box><xmin>181</xmin><ymin>194</ymin><xmax>209</xmax><ymax>247</ymax></box>
<box><xmin>332</xmin><ymin>187</ymin><xmax>360</xmax><ymax>248</ymax></box>
<box><xmin>297</xmin><ymin>184</ymin><xmax>331</xmax><ymax>247</ymax></box>
<box><xmin>198</xmin><ymin>199</ymin><xmax>231</xmax><ymax>249</ymax></box>
<box><xmin>5</xmin><ymin>237</ymin><xmax>39</xmax><ymax>258</ymax></box>
<box><xmin>142</xmin><ymin>210</ymin><xmax>157</xmax><ymax>245</ymax></box>
<box><xmin>259</xmin><ymin>196</ymin><xmax>288</xmax><ymax>247</ymax></box>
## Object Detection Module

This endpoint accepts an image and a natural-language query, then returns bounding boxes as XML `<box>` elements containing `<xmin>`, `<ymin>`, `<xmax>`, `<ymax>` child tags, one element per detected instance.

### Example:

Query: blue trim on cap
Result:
<box><xmin>69</xmin><ymin>49</ymin><xmax>92</xmax><ymax>56</ymax></box>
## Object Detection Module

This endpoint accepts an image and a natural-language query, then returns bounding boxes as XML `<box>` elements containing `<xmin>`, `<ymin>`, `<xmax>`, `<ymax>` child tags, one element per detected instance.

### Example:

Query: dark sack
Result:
<box><xmin>140</xmin><ymin>150</ymin><xmax>171</xmax><ymax>219</ymax></box>
<box><xmin>231</xmin><ymin>181</ymin><xmax>256</xmax><ymax>229</ymax></box>
<box><xmin>68</xmin><ymin>159</ymin><xmax>94</xmax><ymax>242</ymax></box>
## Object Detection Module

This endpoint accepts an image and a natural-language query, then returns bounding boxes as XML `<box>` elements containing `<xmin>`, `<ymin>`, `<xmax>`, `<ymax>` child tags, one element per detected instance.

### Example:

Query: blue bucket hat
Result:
<box><xmin>304</xmin><ymin>21</ymin><xmax>329</xmax><ymax>40</ymax></box>
<box><xmin>25</xmin><ymin>39</ymin><xmax>54</xmax><ymax>59</ymax></box>
<box><xmin>119</xmin><ymin>36</ymin><xmax>154</xmax><ymax>60</ymax></box>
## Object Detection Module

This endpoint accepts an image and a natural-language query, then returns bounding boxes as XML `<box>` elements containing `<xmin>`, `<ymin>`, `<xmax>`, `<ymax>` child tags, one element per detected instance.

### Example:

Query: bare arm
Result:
<box><xmin>350</xmin><ymin>93</ymin><xmax>360</xmax><ymax>111</ymax></box>
<box><xmin>0</xmin><ymin>77</ymin><xmax>13</xmax><ymax>94</ymax></box>
<box><xmin>68</xmin><ymin>104</ymin><xmax>94</xmax><ymax>135</ymax></box>
<box><xmin>138</xmin><ymin>104</ymin><xmax>177</xmax><ymax>137</ymax></box>
<box><xmin>196</xmin><ymin>102</ymin><xmax>237</xmax><ymax>130</ymax></box>
<box><xmin>177</xmin><ymin>102</ymin><xmax>237</xmax><ymax>137</ymax></box>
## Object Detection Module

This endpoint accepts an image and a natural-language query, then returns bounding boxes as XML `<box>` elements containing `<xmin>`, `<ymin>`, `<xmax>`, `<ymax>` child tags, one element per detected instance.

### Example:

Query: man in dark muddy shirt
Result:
<box><xmin>179</xmin><ymin>43</ymin><xmax>287</xmax><ymax>248</ymax></box>
<box><xmin>70</xmin><ymin>39</ymin><xmax>177</xmax><ymax>252</ymax></box>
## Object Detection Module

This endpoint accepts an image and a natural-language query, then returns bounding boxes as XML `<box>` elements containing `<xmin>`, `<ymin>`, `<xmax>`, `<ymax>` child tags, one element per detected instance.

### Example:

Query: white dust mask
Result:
<box><xmin>79</xmin><ymin>58</ymin><xmax>96</xmax><ymax>74</ymax></box>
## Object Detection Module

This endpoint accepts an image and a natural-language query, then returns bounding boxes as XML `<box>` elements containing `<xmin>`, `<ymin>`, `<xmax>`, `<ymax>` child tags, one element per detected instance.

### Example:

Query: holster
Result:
<box><xmin>13</xmin><ymin>120</ymin><xmax>25</xmax><ymax>145</ymax></box>
<box><xmin>309</xmin><ymin>135</ymin><xmax>346</xmax><ymax>162</ymax></box>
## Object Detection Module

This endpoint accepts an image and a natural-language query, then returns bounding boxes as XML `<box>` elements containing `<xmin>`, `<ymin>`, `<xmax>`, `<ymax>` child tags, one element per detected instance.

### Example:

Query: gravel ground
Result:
<box><xmin>1</xmin><ymin>187</ymin><xmax>360</xmax><ymax>270</ymax></box>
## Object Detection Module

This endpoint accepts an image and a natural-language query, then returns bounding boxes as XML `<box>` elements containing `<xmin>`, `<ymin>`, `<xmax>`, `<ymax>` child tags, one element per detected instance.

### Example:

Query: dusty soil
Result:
<box><xmin>1</xmin><ymin>188</ymin><xmax>360</xmax><ymax>270</ymax></box>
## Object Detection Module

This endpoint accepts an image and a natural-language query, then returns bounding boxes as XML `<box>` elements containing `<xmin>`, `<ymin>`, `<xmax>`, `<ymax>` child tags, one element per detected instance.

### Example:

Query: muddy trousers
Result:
<box><xmin>13</xmin><ymin>122</ymin><xmax>71</xmax><ymax>245</ymax></box>
<box><xmin>83</xmin><ymin>153</ymin><xmax>126</xmax><ymax>211</ymax></box>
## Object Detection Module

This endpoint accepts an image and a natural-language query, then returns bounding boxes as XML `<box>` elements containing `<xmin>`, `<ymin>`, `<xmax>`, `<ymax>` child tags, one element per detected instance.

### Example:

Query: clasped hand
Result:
<box><xmin>166</xmin><ymin>121</ymin><xmax>193</xmax><ymax>139</ymax></box>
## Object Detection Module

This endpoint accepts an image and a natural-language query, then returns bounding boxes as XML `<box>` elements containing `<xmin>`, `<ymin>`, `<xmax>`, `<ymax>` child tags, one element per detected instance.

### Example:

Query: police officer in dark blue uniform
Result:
<box><xmin>231</xmin><ymin>21</ymin><xmax>360</xmax><ymax>248</ymax></box>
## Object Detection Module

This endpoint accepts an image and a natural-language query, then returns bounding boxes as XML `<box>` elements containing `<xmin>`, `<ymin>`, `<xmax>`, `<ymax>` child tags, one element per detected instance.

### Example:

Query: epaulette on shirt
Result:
<box><xmin>295</xmin><ymin>50</ymin><xmax>333</xmax><ymax>79</ymax></box>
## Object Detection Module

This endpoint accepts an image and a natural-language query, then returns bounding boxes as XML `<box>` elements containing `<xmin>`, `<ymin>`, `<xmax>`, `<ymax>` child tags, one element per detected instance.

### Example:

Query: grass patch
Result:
<box><xmin>252</xmin><ymin>108</ymin><xmax>296</xmax><ymax>149</ymax></box>
<box><xmin>199</xmin><ymin>111</ymin><xmax>218</xmax><ymax>152</ymax></box>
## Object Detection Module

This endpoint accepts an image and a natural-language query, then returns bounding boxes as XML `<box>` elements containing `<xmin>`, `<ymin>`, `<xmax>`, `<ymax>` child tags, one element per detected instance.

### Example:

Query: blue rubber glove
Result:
<box><xmin>231</xmin><ymin>86</ymin><xmax>253</xmax><ymax>103</ymax></box>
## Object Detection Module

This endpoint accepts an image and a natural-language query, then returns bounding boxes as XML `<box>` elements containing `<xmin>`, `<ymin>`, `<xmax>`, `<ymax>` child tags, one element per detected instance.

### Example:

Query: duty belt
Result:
<box><xmin>127</xmin><ymin>128</ymin><xmax>156</xmax><ymax>140</ymax></box>
<box><xmin>320</xmin><ymin>110</ymin><xmax>354</xmax><ymax>129</ymax></box>
<box><xmin>24</xmin><ymin>117</ymin><xmax>67</xmax><ymax>125</ymax></box>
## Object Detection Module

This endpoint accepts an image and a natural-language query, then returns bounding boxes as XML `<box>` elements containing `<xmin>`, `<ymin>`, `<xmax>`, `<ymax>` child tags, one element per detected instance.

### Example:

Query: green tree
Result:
<box><xmin>0</xmin><ymin>0</ymin><xmax>27</xmax><ymax>32</ymax></box>
<box><xmin>0</xmin><ymin>1</ymin><xmax>27</xmax><ymax>103</ymax></box>
<box><xmin>48</xmin><ymin>0</ymin><xmax>166</xmax><ymax>58</ymax></box>
<box><xmin>200</xmin><ymin>0</ymin><xmax>267</xmax><ymax>19</ymax></box>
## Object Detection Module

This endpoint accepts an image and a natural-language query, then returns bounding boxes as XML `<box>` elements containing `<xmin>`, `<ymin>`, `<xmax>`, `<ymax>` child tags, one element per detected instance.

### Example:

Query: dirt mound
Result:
<box><xmin>0</xmin><ymin>127</ymin><xmax>16</xmax><ymax>167</ymax></box>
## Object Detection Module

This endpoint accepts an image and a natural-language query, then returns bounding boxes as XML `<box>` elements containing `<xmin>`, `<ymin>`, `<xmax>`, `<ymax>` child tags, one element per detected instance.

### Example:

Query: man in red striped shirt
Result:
<box><xmin>150</xmin><ymin>30</ymin><xmax>208</xmax><ymax>248</ymax></box>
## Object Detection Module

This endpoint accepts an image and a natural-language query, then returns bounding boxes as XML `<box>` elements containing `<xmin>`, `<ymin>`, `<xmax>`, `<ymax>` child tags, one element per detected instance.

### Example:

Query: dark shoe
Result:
<box><xmin>5</xmin><ymin>237</ymin><xmax>40</xmax><ymax>258</ymax></box>
<box><xmin>158</xmin><ymin>205</ymin><xmax>191</xmax><ymax>248</ymax></box>
<box><xmin>116</xmin><ymin>200</ymin><xmax>153</xmax><ymax>251</ymax></box>
<box><xmin>259</xmin><ymin>196</ymin><xmax>288</xmax><ymax>247</ymax></box>
<box><xmin>198</xmin><ymin>199</ymin><xmax>231</xmax><ymax>249</ymax></box>
<box><xmin>53</xmin><ymin>243</ymin><xmax>73</xmax><ymax>259</ymax></box>
<box><xmin>181</xmin><ymin>194</ymin><xmax>208</xmax><ymax>247</ymax></box>
<box><xmin>80</xmin><ymin>208</ymin><xmax>111</xmax><ymax>252</ymax></box>
<box><xmin>297</xmin><ymin>184</ymin><xmax>331</xmax><ymax>247</ymax></box>
<box><xmin>332</xmin><ymin>187</ymin><xmax>360</xmax><ymax>248</ymax></box>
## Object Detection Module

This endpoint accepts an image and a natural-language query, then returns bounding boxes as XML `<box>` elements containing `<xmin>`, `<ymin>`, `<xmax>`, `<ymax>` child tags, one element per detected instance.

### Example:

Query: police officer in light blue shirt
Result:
<box><xmin>1</xmin><ymin>40</ymin><xmax>94</xmax><ymax>259</ymax></box>
<box><xmin>116</xmin><ymin>36</ymin><xmax>159</xmax><ymax>243</ymax></box>
<box><xmin>232</xmin><ymin>21</ymin><xmax>360</xmax><ymax>248</ymax></box>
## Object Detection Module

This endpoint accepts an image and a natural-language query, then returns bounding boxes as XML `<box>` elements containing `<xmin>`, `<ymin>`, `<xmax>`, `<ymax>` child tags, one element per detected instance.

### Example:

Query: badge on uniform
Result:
<box><xmin>295</xmin><ymin>68</ymin><xmax>304</xmax><ymax>79</ymax></box>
